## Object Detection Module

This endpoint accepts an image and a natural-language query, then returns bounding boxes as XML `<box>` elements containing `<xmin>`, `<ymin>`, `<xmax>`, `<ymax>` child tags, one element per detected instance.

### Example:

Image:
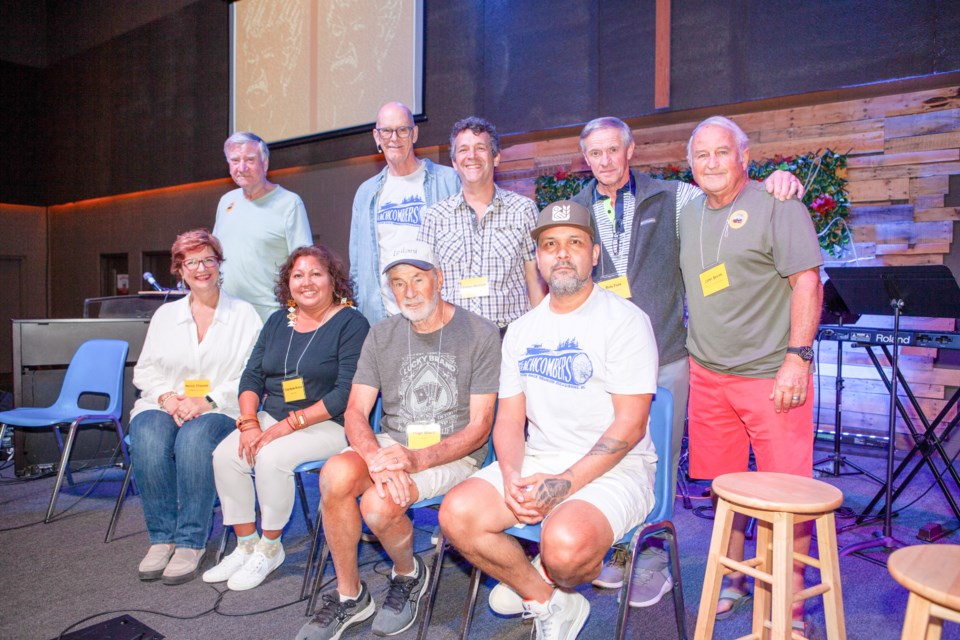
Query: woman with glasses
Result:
<box><xmin>129</xmin><ymin>229</ymin><xmax>263</xmax><ymax>586</ymax></box>
<box><xmin>204</xmin><ymin>244</ymin><xmax>369</xmax><ymax>592</ymax></box>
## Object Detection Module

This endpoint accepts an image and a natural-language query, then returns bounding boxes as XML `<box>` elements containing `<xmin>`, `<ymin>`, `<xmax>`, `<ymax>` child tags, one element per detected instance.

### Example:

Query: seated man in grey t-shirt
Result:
<box><xmin>296</xmin><ymin>241</ymin><xmax>501</xmax><ymax>640</ymax></box>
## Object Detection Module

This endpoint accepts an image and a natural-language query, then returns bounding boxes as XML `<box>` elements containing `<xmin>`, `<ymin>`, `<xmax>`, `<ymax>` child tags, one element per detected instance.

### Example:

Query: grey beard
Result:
<box><xmin>549</xmin><ymin>272</ymin><xmax>589</xmax><ymax>297</ymax></box>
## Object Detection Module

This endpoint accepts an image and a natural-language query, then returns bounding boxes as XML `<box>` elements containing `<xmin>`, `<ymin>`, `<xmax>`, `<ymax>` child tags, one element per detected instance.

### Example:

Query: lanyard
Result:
<box><xmin>283</xmin><ymin>305</ymin><xmax>333</xmax><ymax>379</ymax></box>
<box><xmin>407</xmin><ymin>304</ymin><xmax>444</xmax><ymax>422</ymax></box>
<box><xmin>698</xmin><ymin>190</ymin><xmax>742</xmax><ymax>270</ymax></box>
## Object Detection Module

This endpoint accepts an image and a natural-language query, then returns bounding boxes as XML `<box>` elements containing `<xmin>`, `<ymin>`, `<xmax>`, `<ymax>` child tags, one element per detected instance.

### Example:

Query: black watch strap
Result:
<box><xmin>786</xmin><ymin>346</ymin><xmax>814</xmax><ymax>362</ymax></box>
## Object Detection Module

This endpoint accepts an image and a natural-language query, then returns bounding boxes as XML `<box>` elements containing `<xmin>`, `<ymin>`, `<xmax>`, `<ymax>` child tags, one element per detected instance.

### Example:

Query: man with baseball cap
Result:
<box><xmin>439</xmin><ymin>201</ymin><xmax>660</xmax><ymax>639</ymax></box>
<box><xmin>297</xmin><ymin>240</ymin><xmax>500</xmax><ymax>640</ymax></box>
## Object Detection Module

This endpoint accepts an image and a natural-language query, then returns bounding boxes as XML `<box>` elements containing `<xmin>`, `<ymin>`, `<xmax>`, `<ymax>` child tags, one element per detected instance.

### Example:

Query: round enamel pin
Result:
<box><xmin>728</xmin><ymin>209</ymin><xmax>748</xmax><ymax>229</ymax></box>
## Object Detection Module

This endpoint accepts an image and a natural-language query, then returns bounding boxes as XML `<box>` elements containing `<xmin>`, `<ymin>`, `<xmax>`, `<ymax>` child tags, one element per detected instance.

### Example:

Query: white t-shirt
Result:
<box><xmin>376</xmin><ymin>161</ymin><xmax>428</xmax><ymax>315</ymax></box>
<box><xmin>501</xmin><ymin>285</ymin><xmax>659</xmax><ymax>463</ymax></box>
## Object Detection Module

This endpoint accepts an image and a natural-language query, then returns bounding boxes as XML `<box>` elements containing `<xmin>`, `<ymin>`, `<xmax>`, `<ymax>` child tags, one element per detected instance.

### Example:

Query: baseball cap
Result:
<box><xmin>531</xmin><ymin>200</ymin><xmax>595</xmax><ymax>241</ymax></box>
<box><xmin>382</xmin><ymin>240</ymin><xmax>437</xmax><ymax>273</ymax></box>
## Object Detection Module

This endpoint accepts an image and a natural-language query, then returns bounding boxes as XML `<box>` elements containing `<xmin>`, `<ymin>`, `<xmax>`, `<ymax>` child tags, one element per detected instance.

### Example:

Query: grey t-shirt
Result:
<box><xmin>678</xmin><ymin>180</ymin><xmax>823</xmax><ymax>377</ymax></box>
<box><xmin>353</xmin><ymin>304</ymin><xmax>501</xmax><ymax>465</ymax></box>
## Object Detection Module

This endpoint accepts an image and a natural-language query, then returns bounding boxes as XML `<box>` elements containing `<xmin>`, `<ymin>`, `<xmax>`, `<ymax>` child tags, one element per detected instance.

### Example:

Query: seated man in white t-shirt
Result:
<box><xmin>439</xmin><ymin>200</ymin><xmax>659</xmax><ymax>640</ymax></box>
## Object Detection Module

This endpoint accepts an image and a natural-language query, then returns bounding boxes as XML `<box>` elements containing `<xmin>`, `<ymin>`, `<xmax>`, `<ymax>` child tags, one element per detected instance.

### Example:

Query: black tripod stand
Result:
<box><xmin>814</xmin><ymin>280</ymin><xmax>883</xmax><ymax>482</ymax></box>
<box><xmin>828</xmin><ymin>266</ymin><xmax>960</xmax><ymax>566</ymax></box>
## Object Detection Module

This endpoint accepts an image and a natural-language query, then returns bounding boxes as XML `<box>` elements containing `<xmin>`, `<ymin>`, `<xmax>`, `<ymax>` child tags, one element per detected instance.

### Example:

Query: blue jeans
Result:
<box><xmin>129</xmin><ymin>410</ymin><xmax>234</xmax><ymax>549</ymax></box>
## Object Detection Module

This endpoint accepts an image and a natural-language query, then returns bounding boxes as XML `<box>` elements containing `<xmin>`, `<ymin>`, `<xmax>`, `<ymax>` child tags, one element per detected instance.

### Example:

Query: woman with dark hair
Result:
<box><xmin>205</xmin><ymin>244</ymin><xmax>370</xmax><ymax>591</ymax></box>
<box><xmin>129</xmin><ymin>229</ymin><xmax>263</xmax><ymax>585</ymax></box>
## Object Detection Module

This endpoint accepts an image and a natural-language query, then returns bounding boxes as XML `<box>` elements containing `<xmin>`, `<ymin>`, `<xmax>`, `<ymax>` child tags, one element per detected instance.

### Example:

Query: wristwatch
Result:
<box><xmin>205</xmin><ymin>395</ymin><xmax>218</xmax><ymax>410</ymax></box>
<box><xmin>786</xmin><ymin>346</ymin><xmax>815</xmax><ymax>362</ymax></box>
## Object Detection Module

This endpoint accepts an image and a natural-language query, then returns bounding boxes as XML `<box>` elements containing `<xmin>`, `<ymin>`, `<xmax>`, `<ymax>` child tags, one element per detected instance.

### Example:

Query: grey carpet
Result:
<box><xmin>1</xmin><ymin>442</ymin><xmax>958</xmax><ymax>640</ymax></box>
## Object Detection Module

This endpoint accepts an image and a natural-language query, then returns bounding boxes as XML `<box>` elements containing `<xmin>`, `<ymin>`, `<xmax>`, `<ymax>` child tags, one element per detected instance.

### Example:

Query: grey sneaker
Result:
<box><xmin>296</xmin><ymin>582</ymin><xmax>376</xmax><ymax>640</ymax></box>
<box><xmin>622</xmin><ymin>546</ymin><xmax>672</xmax><ymax>608</ymax></box>
<box><xmin>592</xmin><ymin>546</ymin><xmax>628</xmax><ymax>589</ymax></box>
<box><xmin>371</xmin><ymin>555</ymin><xmax>430</xmax><ymax>636</ymax></box>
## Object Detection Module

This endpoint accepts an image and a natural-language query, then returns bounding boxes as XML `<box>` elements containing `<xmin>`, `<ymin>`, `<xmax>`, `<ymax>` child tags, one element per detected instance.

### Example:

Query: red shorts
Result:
<box><xmin>687</xmin><ymin>358</ymin><xmax>814</xmax><ymax>481</ymax></box>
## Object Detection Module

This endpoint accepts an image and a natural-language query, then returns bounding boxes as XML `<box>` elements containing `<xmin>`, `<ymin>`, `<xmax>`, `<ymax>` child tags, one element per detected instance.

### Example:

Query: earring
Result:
<box><xmin>377</xmin><ymin>145</ymin><xmax>383</xmax><ymax>153</ymax></box>
<box><xmin>286</xmin><ymin>299</ymin><xmax>297</xmax><ymax>328</ymax></box>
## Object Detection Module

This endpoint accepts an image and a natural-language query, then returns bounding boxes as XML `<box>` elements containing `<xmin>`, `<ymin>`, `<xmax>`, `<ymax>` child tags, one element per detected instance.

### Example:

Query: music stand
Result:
<box><xmin>814</xmin><ymin>279</ymin><xmax>877</xmax><ymax>480</ymax></box>
<box><xmin>826</xmin><ymin>266</ymin><xmax>960</xmax><ymax>566</ymax></box>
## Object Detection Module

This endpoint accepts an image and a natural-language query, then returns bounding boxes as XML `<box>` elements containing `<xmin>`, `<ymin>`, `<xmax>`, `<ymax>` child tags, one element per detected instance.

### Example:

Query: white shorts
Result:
<box><xmin>470</xmin><ymin>452</ymin><xmax>655</xmax><ymax>541</ymax></box>
<box><xmin>347</xmin><ymin>433</ymin><xmax>479</xmax><ymax>502</ymax></box>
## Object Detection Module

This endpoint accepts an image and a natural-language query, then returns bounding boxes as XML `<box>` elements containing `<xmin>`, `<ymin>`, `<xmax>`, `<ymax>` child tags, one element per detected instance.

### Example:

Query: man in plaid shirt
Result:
<box><xmin>418</xmin><ymin>117</ymin><xmax>546</xmax><ymax>334</ymax></box>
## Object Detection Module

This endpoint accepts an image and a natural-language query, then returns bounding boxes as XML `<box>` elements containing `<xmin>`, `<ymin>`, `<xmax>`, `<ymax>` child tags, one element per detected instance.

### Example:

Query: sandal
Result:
<box><xmin>715</xmin><ymin>587</ymin><xmax>752</xmax><ymax>620</ymax></box>
<box><xmin>792</xmin><ymin>616</ymin><xmax>822</xmax><ymax>640</ymax></box>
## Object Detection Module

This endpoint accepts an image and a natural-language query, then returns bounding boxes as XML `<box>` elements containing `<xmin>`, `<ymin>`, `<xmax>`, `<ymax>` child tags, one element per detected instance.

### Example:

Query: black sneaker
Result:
<box><xmin>371</xmin><ymin>555</ymin><xmax>430</xmax><ymax>636</ymax></box>
<box><xmin>296</xmin><ymin>582</ymin><xmax>375</xmax><ymax>640</ymax></box>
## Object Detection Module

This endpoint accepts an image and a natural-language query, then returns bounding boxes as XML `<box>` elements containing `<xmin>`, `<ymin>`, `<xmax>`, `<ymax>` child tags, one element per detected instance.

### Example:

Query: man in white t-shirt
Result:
<box><xmin>349</xmin><ymin>102</ymin><xmax>460</xmax><ymax>324</ymax></box>
<box><xmin>439</xmin><ymin>200</ymin><xmax>659</xmax><ymax>639</ymax></box>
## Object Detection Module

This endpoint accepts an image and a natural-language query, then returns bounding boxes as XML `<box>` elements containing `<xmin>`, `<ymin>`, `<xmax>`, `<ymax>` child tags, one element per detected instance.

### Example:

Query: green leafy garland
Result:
<box><xmin>533</xmin><ymin>150</ymin><xmax>851</xmax><ymax>256</ymax></box>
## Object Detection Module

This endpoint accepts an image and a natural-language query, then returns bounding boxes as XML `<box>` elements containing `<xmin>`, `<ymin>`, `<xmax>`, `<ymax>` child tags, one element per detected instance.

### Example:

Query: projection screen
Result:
<box><xmin>230</xmin><ymin>0</ymin><xmax>424</xmax><ymax>144</ymax></box>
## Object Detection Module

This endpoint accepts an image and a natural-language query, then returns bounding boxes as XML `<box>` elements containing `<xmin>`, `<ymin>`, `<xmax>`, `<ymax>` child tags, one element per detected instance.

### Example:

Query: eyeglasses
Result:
<box><xmin>375</xmin><ymin>126</ymin><xmax>414</xmax><ymax>139</ymax></box>
<box><xmin>182</xmin><ymin>257</ymin><xmax>219</xmax><ymax>271</ymax></box>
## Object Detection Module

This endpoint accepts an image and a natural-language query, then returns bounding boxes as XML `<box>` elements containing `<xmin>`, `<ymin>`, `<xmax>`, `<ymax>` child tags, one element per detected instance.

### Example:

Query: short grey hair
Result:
<box><xmin>224</xmin><ymin>131</ymin><xmax>269</xmax><ymax>164</ymax></box>
<box><xmin>579</xmin><ymin>117</ymin><xmax>634</xmax><ymax>154</ymax></box>
<box><xmin>686</xmin><ymin>116</ymin><xmax>750</xmax><ymax>165</ymax></box>
<box><xmin>449</xmin><ymin>116</ymin><xmax>500</xmax><ymax>160</ymax></box>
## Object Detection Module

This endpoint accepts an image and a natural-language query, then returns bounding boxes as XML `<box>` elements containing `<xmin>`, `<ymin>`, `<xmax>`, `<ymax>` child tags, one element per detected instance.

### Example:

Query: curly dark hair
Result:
<box><xmin>275</xmin><ymin>244</ymin><xmax>354</xmax><ymax>307</ymax></box>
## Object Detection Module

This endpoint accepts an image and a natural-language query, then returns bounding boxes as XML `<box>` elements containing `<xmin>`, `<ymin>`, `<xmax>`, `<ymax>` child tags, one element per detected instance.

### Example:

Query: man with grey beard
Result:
<box><xmin>440</xmin><ymin>201</ymin><xmax>659</xmax><ymax>639</ymax></box>
<box><xmin>297</xmin><ymin>241</ymin><xmax>500</xmax><ymax>640</ymax></box>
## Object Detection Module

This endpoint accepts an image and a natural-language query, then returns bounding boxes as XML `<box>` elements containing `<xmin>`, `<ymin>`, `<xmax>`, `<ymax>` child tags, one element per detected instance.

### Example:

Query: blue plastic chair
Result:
<box><xmin>0</xmin><ymin>339</ymin><xmax>130</xmax><ymax>523</ymax></box>
<box><xmin>447</xmin><ymin>387</ymin><xmax>686</xmax><ymax>640</ymax></box>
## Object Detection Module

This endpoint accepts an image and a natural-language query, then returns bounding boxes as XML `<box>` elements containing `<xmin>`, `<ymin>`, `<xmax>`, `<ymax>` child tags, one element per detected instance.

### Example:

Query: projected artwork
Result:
<box><xmin>232</xmin><ymin>0</ymin><xmax>423</xmax><ymax>144</ymax></box>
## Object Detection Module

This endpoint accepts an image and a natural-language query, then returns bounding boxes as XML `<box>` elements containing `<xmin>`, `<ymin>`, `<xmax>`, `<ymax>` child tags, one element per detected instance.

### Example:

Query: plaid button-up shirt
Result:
<box><xmin>419</xmin><ymin>185</ymin><xmax>538</xmax><ymax>327</ymax></box>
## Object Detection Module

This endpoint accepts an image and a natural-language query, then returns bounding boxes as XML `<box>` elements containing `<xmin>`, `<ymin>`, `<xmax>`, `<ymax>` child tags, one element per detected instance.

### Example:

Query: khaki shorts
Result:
<box><xmin>347</xmin><ymin>433</ymin><xmax>479</xmax><ymax>502</ymax></box>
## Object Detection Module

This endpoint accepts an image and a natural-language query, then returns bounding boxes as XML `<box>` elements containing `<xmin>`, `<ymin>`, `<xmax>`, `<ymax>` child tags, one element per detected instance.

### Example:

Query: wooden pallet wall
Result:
<box><xmin>494</xmin><ymin>86</ymin><xmax>960</xmax><ymax>446</ymax></box>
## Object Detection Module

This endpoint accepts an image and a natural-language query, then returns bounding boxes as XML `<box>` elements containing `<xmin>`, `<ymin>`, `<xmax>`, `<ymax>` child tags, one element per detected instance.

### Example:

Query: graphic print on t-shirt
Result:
<box><xmin>518</xmin><ymin>338</ymin><xmax>594</xmax><ymax>389</ymax></box>
<box><xmin>377</xmin><ymin>195</ymin><xmax>425</xmax><ymax>226</ymax></box>
<box><xmin>399</xmin><ymin>352</ymin><xmax>458</xmax><ymax>433</ymax></box>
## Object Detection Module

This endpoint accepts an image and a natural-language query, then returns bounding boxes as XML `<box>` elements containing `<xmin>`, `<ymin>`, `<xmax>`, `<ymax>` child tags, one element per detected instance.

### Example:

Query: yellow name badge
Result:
<box><xmin>407</xmin><ymin>422</ymin><xmax>441</xmax><ymax>450</ymax></box>
<box><xmin>460</xmin><ymin>276</ymin><xmax>490</xmax><ymax>299</ymax></box>
<box><xmin>599</xmin><ymin>275</ymin><xmax>631</xmax><ymax>299</ymax></box>
<box><xmin>183</xmin><ymin>379</ymin><xmax>211</xmax><ymax>397</ymax></box>
<box><xmin>282</xmin><ymin>378</ymin><xmax>306</xmax><ymax>402</ymax></box>
<box><xmin>700</xmin><ymin>263</ymin><xmax>730</xmax><ymax>297</ymax></box>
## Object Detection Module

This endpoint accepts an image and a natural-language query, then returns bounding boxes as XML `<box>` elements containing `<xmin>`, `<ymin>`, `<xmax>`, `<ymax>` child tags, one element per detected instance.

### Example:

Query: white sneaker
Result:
<box><xmin>522</xmin><ymin>588</ymin><xmax>590</xmax><ymax>640</ymax></box>
<box><xmin>488</xmin><ymin>554</ymin><xmax>551</xmax><ymax>616</ymax></box>
<box><xmin>226</xmin><ymin>539</ymin><xmax>285</xmax><ymax>591</ymax></box>
<box><xmin>202</xmin><ymin>536</ymin><xmax>258</xmax><ymax>583</ymax></box>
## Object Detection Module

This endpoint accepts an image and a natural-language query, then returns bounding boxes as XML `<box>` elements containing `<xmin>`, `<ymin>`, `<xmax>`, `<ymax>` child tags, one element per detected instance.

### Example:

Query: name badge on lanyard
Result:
<box><xmin>460</xmin><ymin>276</ymin><xmax>490</xmax><ymax>299</ymax></box>
<box><xmin>183</xmin><ymin>379</ymin><xmax>211</xmax><ymax>397</ymax></box>
<box><xmin>282</xmin><ymin>378</ymin><xmax>307</xmax><ymax>402</ymax></box>
<box><xmin>599</xmin><ymin>275</ymin><xmax>631</xmax><ymax>299</ymax></box>
<box><xmin>407</xmin><ymin>422</ymin><xmax>441</xmax><ymax>449</ymax></box>
<box><xmin>699</xmin><ymin>263</ymin><xmax>730</xmax><ymax>297</ymax></box>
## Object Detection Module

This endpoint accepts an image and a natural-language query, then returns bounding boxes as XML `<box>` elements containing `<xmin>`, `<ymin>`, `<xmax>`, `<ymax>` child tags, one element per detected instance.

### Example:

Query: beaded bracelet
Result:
<box><xmin>287</xmin><ymin>410</ymin><xmax>308</xmax><ymax>430</ymax></box>
<box><xmin>158</xmin><ymin>391</ymin><xmax>176</xmax><ymax>408</ymax></box>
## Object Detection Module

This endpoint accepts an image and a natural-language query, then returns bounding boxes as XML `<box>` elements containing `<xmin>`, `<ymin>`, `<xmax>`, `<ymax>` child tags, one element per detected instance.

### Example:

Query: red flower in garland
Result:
<box><xmin>810</xmin><ymin>193</ymin><xmax>836</xmax><ymax>215</ymax></box>
<box><xmin>554</xmin><ymin>169</ymin><xmax>569</xmax><ymax>180</ymax></box>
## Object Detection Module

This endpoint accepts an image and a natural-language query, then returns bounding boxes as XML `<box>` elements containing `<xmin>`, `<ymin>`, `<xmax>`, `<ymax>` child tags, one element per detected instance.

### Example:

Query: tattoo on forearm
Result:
<box><xmin>588</xmin><ymin>437</ymin><xmax>629</xmax><ymax>456</ymax></box>
<box><xmin>536</xmin><ymin>478</ymin><xmax>572</xmax><ymax>512</ymax></box>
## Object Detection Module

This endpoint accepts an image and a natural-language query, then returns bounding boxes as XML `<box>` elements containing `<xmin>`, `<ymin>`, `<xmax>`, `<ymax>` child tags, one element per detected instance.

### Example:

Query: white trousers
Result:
<box><xmin>212</xmin><ymin>412</ymin><xmax>347</xmax><ymax>531</ymax></box>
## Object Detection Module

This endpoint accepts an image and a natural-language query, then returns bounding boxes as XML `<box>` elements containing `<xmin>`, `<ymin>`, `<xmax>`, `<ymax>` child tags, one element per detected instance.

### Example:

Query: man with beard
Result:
<box><xmin>296</xmin><ymin>241</ymin><xmax>500</xmax><ymax>640</ymax></box>
<box><xmin>439</xmin><ymin>201</ymin><xmax>659</xmax><ymax>640</ymax></box>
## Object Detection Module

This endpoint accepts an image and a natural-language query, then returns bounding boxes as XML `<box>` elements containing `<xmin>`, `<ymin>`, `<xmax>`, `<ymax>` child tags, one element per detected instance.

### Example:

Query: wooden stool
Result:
<box><xmin>888</xmin><ymin>544</ymin><xmax>960</xmax><ymax>640</ymax></box>
<box><xmin>695</xmin><ymin>472</ymin><xmax>846</xmax><ymax>640</ymax></box>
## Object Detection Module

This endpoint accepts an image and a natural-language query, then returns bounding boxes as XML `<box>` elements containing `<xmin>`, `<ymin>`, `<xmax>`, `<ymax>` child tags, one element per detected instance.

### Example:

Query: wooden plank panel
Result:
<box><xmin>756</xmin><ymin>118</ymin><xmax>882</xmax><ymax>144</ymax></box>
<box><xmin>884</xmin><ymin>108</ymin><xmax>960</xmax><ymax>140</ymax></box>
<box><xmin>749</xmin><ymin>131</ymin><xmax>884</xmax><ymax>160</ymax></box>
<box><xmin>910</xmin><ymin>175</ymin><xmax>951</xmax><ymax>198</ymax></box>
<box><xmin>849</xmin><ymin>204</ymin><xmax>914</xmax><ymax>224</ymax></box>
<box><xmin>815</xmin><ymin>362</ymin><xmax>960</xmax><ymax>386</ymax></box>
<box><xmin>847</xmin><ymin>177</ymin><xmax>910</xmax><ymax>202</ymax></box>
<box><xmin>847</xmin><ymin>161</ymin><xmax>960</xmax><ymax>181</ymax></box>
<box><xmin>915</xmin><ymin>207</ymin><xmax>960</xmax><ymax>222</ymax></box>
<box><xmin>846</xmin><ymin>254</ymin><xmax>944</xmax><ymax>267</ymax></box>
<box><xmin>914</xmin><ymin>194</ymin><xmax>945</xmax><ymax>209</ymax></box>
<box><xmin>884</xmin><ymin>131</ymin><xmax>960</xmax><ymax>154</ymax></box>
<box><xmin>813</xmin><ymin>375</ymin><xmax>944</xmax><ymax>400</ymax></box>
<box><xmin>876</xmin><ymin>242</ymin><xmax>951</xmax><ymax>256</ymax></box>
<box><xmin>846</xmin><ymin>149</ymin><xmax>959</xmax><ymax>168</ymax></box>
